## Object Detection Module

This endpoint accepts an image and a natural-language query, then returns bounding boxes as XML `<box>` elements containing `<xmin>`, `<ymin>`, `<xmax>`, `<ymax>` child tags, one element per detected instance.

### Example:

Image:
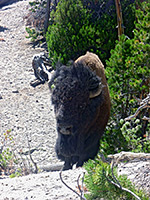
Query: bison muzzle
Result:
<box><xmin>49</xmin><ymin>52</ymin><xmax>110</xmax><ymax>170</ymax></box>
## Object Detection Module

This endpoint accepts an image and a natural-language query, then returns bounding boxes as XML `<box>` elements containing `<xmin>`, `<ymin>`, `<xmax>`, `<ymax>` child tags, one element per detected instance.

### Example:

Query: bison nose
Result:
<box><xmin>57</xmin><ymin>125</ymin><xmax>72</xmax><ymax>135</ymax></box>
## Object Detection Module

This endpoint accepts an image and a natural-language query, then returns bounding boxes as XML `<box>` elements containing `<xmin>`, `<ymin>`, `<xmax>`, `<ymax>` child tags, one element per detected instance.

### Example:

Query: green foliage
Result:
<box><xmin>0</xmin><ymin>130</ymin><xmax>14</xmax><ymax>172</ymax></box>
<box><xmin>46</xmin><ymin>0</ymin><xmax>95</xmax><ymax>65</ymax></box>
<box><xmin>46</xmin><ymin>0</ymin><xmax>136</xmax><ymax>65</ymax></box>
<box><xmin>25</xmin><ymin>27</ymin><xmax>42</xmax><ymax>42</ymax></box>
<box><xmin>84</xmin><ymin>158</ymin><xmax>149</xmax><ymax>200</ymax></box>
<box><xmin>106</xmin><ymin>1</ymin><xmax>149</xmax><ymax>116</ymax></box>
<box><xmin>26</xmin><ymin>0</ymin><xmax>46</xmax><ymax>42</ymax></box>
<box><xmin>9</xmin><ymin>169</ymin><xmax>22</xmax><ymax>178</ymax></box>
<box><xmin>29</xmin><ymin>0</ymin><xmax>46</xmax><ymax>12</ymax></box>
<box><xmin>99</xmin><ymin>120</ymin><xmax>128</xmax><ymax>156</ymax></box>
<box><xmin>101</xmin><ymin>1</ymin><xmax>150</xmax><ymax>155</ymax></box>
<box><xmin>0</xmin><ymin>148</ymin><xmax>13</xmax><ymax>169</ymax></box>
<box><xmin>99</xmin><ymin>117</ymin><xmax>150</xmax><ymax>156</ymax></box>
<box><xmin>120</xmin><ymin>119</ymin><xmax>150</xmax><ymax>153</ymax></box>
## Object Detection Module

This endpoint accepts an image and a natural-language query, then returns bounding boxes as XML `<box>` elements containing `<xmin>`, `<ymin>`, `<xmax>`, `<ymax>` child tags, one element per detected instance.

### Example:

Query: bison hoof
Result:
<box><xmin>63</xmin><ymin>163</ymin><xmax>72</xmax><ymax>171</ymax></box>
<box><xmin>76</xmin><ymin>161</ymin><xmax>84</xmax><ymax>168</ymax></box>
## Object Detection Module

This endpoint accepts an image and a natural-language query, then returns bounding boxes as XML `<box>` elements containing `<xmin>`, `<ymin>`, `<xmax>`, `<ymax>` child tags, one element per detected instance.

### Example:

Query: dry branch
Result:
<box><xmin>25</xmin><ymin>133</ymin><xmax>38</xmax><ymax>174</ymax></box>
<box><xmin>103</xmin><ymin>168</ymin><xmax>141</xmax><ymax>200</ymax></box>
<box><xmin>125</xmin><ymin>93</ymin><xmax>150</xmax><ymax>121</ymax></box>
<box><xmin>30</xmin><ymin>53</ymin><xmax>54</xmax><ymax>87</ymax></box>
<box><xmin>108</xmin><ymin>151</ymin><xmax>150</xmax><ymax>166</ymax></box>
<box><xmin>103</xmin><ymin>153</ymin><xmax>145</xmax><ymax>200</ymax></box>
<box><xmin>59</xmin><ymin>168</ymin><xmax>87</xmax><ymax>200</ymax></box>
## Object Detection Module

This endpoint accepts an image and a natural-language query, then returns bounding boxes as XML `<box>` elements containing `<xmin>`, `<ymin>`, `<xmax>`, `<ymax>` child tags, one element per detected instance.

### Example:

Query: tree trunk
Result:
<box><xmin>44</xmin><ymin>0</ymin><xmax>51</xmax><ymax>34</ymax></box>
<box><xmin>115</xmin><ymin>0</ymin><xmax>124</xmax><ymax>39</ymax></box>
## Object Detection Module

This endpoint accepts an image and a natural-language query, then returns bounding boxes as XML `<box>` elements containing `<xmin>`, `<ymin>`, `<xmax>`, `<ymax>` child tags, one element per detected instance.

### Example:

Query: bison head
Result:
<box><xmin>50</xmin><ymin>62</ymin><xmax>103</xmax><ymax>132</ymax></box>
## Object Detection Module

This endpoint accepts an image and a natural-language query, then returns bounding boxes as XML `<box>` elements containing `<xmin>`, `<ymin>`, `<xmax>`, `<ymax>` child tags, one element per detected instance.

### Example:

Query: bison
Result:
<box><xmin>49</xmin><ymin>52</ymin><xmax>110</xmax><ymax>170</ymax></box>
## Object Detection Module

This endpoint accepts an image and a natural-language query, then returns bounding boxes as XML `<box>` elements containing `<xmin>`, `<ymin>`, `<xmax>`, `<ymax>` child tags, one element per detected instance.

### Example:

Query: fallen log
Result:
<box><xmin>108</xmin><ymin>151</ymin><xmax>150</xmax><ymax>166</ymax></box>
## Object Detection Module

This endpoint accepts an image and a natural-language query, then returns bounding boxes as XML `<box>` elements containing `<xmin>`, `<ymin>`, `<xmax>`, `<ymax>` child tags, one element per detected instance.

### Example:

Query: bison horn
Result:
<box><xmin>89</xmin><ymin>82</ymin><xmax>102</xmax><ymax>98</ymax></box>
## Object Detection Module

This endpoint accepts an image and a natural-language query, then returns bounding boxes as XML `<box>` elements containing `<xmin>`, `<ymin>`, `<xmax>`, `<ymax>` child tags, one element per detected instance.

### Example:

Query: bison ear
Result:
<box><xmin>89</xmin><ymin>82</ymin><xmax>102</xmax><ymax>98</ymax></box>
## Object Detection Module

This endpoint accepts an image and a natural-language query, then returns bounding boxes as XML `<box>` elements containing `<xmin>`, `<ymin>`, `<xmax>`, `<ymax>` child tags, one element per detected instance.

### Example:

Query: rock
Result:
<box><xmin>12</xmin><ymin>90</ymin><xmax>19</xmax><ymax>93</ymax></box>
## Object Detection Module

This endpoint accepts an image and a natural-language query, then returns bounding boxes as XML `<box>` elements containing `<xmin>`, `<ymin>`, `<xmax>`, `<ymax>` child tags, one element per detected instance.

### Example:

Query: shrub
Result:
<box><xmin>46</xmin><ymin>0</ymin><xmax>136</xmax><ymax>65</ymax></box>
<box><xmin>101</xmin><ymin>1</ymin><xmax>150</xmax><ymax>155</ymax></box>
<box><xmin>46</xmin><ymin>0</ymin><xmax>96</xmax><ymax>65</ymax></box>
<box><xmin>84</xmin><ymin>158</ymin><xmax>149</xmax><ymax>200</ymax></box>
<box><xmin>120</xmin><ymin>119</ymin><xmax>150</xmax><ymax>153</ymax></box>
<box><xmin>0</xmin><ymin>130</ymin><xmax>15</xmax><ymax>175</ymax></box>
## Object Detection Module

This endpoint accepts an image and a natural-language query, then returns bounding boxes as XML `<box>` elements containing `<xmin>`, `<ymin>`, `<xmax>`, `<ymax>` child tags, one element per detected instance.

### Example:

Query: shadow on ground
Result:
<box><xmin>0</xmin><ymin>0</ymin><xmax>20</xmax><ymax>8</ymax></box>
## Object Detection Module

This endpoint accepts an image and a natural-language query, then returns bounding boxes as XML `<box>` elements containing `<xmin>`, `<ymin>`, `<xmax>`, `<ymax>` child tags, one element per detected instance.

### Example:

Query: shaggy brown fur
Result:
<box><xmin>75</xmin><ymin>52</ymin><xmax>111</xmax><ymax>130</ymax></box>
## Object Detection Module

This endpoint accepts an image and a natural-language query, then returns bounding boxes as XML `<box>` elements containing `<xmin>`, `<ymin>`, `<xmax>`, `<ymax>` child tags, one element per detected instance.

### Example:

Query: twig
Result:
<box><xmin>111</xmin><ymin>160</ymin><xmax>122</xmax><ymax>189</ymax></box>
<box><xmin>140</xmin><ymin>94</ymin><xmax>150</xmax><ymax>105</ymax></box>
<box><xmin>77</xmin><ymin>172</ymin><xmax>86</xmax><ymax>200</ymax></box>
<box><xmin>25</xmin><ymin>133</ymin><xmax>38</xmax><ymax>174</ymax></box>
<box><xmin>125</xmin><ymin>93</ymin><xmax>150</xmax><ymax>121</ymax></box>
<box><xmin>142</xmin><ymin>116</ymin><xmax>150</xmax><ymax>121</ymax></box>
<box><xmin>125</xmin><ymin>104</ymin><xmax>149</xmax><ymax>121</ymax></box>
<box><xmin>103</xmin><ymin>169</ymin><xmax>141</xmax><ymax>200</ymax></box>
<box><xmin>77</xmin><ymin>173</ymin><xmax>82</xmax><ymax>196</ymax></box>
<box><xmin>18</xmin><ymin>151</ymin><xmax>29</xmax><ymax>175</ymax></box>
<box><xmin>59</xmin><ymin>167</ymin><xmax>87</xmax><ymax>200</ymax></box>
<box><xmin>105</xmin><ymin>151</ymin><xmax>150</xmax><ymax>200</ymax></box>
<box><xmin>81</xmin><ymin>172</ymin><xmax>86</xmax><ymax>196</ymax></box>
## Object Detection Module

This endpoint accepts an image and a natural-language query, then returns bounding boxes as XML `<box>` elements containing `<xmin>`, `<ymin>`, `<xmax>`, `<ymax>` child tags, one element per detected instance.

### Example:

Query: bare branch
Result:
<box><xmin>77</xmin><ymin>172</ymin><xmax>86</xmax><ymax>200</ymax></box>
<box><xmin>142</xmin><ymin>116</ymin><xmax>150</xmax><ymax>121</ymax></box>
<box><xmin>125</xmin><ymin>104</ymin><xmax>149</xmax><ymax>121</ymax></box>
<box><xmin>81</xmin><ymin>172</ymin><xmax>86</xmax><ymax>198</ymax></box>
<box><xmin>125</xmin><ymin>93</ymin><xmax>150</xmax><ymax>121</ymax></box>
<box><xmin>59</xmin><ymin>168</ymin><xmax>87</xmax><ymax>200</ymax></box>
<box><xmin>140</xmin><ymin>94</ymin><xmax>150</xmax><ymax>105</ymax></box>
<box><xmin>25</xmin><ymin>133</ymin><xmax>38</xmax><ymax>174</ymax></box>
<box><xmin>103</xmin><ymin>169</ymin><xmax>141</xmax><ymax>200</ymax></box>
<box><xmin>30</xmin><ymin>53</ymin><xmax>54</xmax><ymax>87</ymax></box>
<box><xmin>108</xmin><ymin>151</ymin><xmax>150</xmax><ymax>166</ymax></box>
<box><xmin>111</xmin><ymin>160</ymin><xmax>122</xmax><ymax>189</ymax></box>
<box><xmin>77</xmin><ymin>173</ymin><xmax>82</xmax><ymax>196</ymax></box>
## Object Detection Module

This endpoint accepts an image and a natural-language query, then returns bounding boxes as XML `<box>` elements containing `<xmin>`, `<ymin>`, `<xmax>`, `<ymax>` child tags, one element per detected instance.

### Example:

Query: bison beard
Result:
<box><xmin>49</xmin><ymin>52</ymin><xmax>110</xmax><ymax>170</ymax></box>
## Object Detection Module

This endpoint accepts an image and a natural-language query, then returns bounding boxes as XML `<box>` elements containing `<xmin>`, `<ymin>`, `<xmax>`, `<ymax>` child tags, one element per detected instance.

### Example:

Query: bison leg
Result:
<box><xmin>76</xmin><ymin>160</ymin><xmax>84</xmax><ymax>168</ymax></box>
<box><xmin>63</xmin><ymin>156</ymin><xmax>80</xmax><ymax>170</ymax></box>
<box><xmin>63</xmin><ymin>157</ymin><xmax>72</xmax><ymax>170</ymax></box>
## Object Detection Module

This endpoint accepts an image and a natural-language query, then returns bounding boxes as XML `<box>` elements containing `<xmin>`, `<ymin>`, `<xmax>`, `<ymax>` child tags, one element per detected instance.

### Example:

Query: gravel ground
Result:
<box><xmin>0</xmin><ymin>168</ymin><xmax>85</xmax><ymax>200</ymax></box>
<box><xmin>0</xmin><ymin>0</ymin><xmax>58</xmax><ymax>168</ymax></box>
<box><xmin>0</xmin><ymin>1</ymin><xmax>150</xmax><ymax>200</ymax></box>
<box><xmin>118</xmin><ymin>160</ymin><xmax>150</xmax><ymax>197</ymax></box>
